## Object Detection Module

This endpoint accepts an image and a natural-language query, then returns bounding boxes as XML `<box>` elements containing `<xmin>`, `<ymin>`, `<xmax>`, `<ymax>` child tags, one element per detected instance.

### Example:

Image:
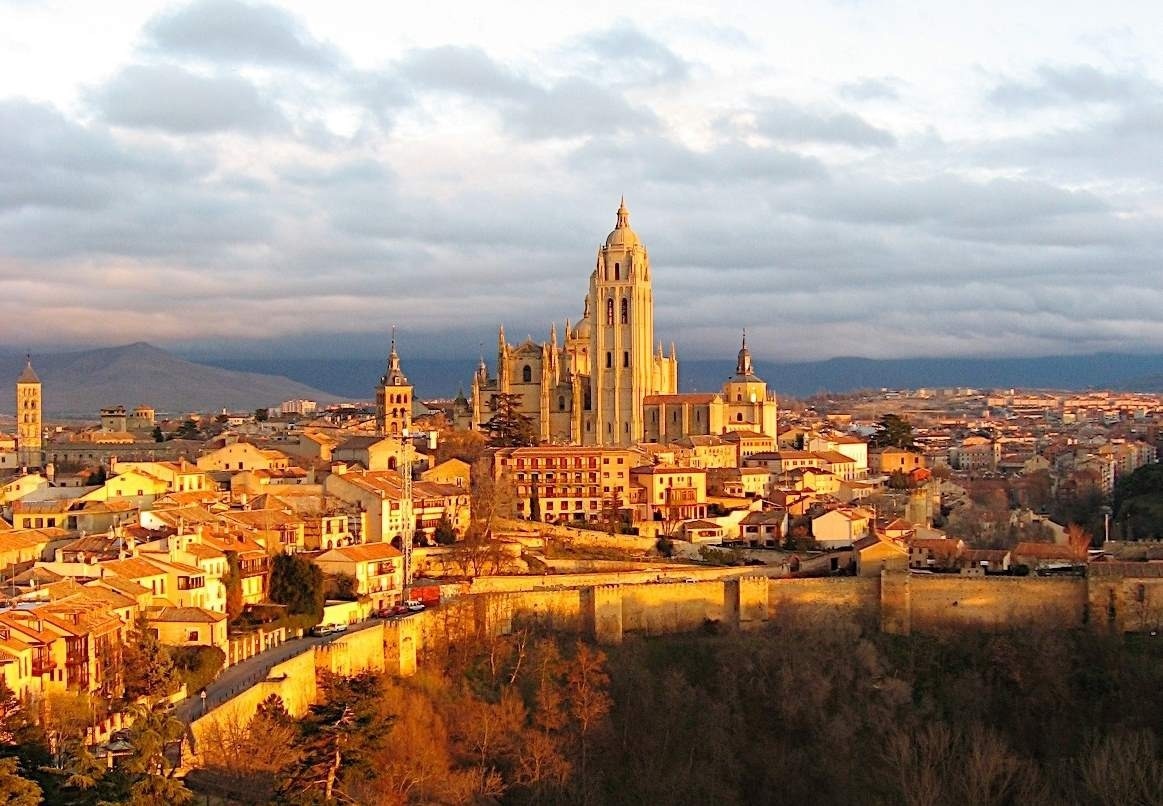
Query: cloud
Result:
<box><xmin>397</xmin><ymin>45</ymin><xmax>656</xmax><ymax>139</ymax></box>
<box><xmin>144</xmin><ymin>0</ymin><xmax>338</xmax><ymax>69</ymax></box>
<box><xmin>755</xmin><ymin>99</ymin><xmax>896</xmax><ymax>147</ymax></box>
<box><xmin>988</xmin><ymin>65</ymin><xmax>1152</xmax><ymax>109</ymax></box>
<box><xmin>572</xmin><ymin>135</ymin><xmax>824</xmax><ymax>186</ymax></box>
<box><xmin>575</xmin><ymin>24</ymin><xmax>691</xmax><ymax>85</ymax></box>
<box><xmin>92</xmin><ymin>63</ymin><xmax>286</xmax><ymax>133</ymax></box>
<box><xmin>0</xmin><ymin>98</ymin><xmax>206</xmax><ymax>212</ymax></box>
<box><xmin>839</xmin><ymin>76</ymin><xmax>902</xmax><ymax>101</ymax></box>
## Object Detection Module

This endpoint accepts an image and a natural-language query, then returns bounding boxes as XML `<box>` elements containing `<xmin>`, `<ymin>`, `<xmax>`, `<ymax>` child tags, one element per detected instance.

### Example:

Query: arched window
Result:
<box><xmin>606</xmin><ymin>298</ymin><xmax>614</xmax><ymax>325</ymax></box>
<box><xmin>623</xmin><ymin>351</ymin><xmax>629</xmax><ymax>368</ymax></box>
<box><xmin>523</xmin><ymin>364</ymin><xmax>532</xmax><ymax>383</ymax></box>
<box><xmin>606</xmin><ymin>352</ymin><xmax>612</xmax><ymax>368</ymax></box>
<box><xmin>621</xmin><ymin>298</ymin><xmax>629</xmax><ymax>324</ymax></box>
<box><xmin>388</xmin><ymin>456</ymin><xmax>398</xmax><ymax>470</ymax></box>
<box><xmin>391</xmin><ymin>423</ymin><xmax>399</xmax><ymax>435</ymax></box>
<box><xmin>736</xmin><ymin>413</ymin><xmax>744</xmax><ymax>422</ymax></box>
<box><xmin>614</xmin><ymin>262</ymin><xmax>620</xmax><ymax>280</ymax></box>
<box><xmin>559</xmin><ymin>395</ymin><xmax>566</xmax><ymax>411</ymax></box>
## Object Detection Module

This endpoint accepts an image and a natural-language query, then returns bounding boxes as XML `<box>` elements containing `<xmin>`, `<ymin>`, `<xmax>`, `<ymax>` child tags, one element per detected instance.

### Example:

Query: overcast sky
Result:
<box><xmin>2</xmin><ymin>0</ymin><xmax>1162</xmax><ymax>363</ymax></box>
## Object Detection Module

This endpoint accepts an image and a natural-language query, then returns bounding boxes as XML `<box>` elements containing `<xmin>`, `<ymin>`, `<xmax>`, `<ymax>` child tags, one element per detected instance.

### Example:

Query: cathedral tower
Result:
<box><xmin>16</xmin><ymin>356</ymin><xmax>42</xmax><ymax>469</ymax></box>
<box><xmin>375</xmin><ymin>331</ymin><xmax>412</xmax><ymax>438</ymax></box>
<box><xmin>590</xmin><ymin>198</ymin><xmax>658</xmax><ymax>446</ymax></box>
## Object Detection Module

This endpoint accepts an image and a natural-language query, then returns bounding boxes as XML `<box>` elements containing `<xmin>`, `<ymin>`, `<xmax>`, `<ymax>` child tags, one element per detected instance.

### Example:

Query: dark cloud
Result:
<box><xmin>0</xmin><ymin>99</ymin><xmax>208</xmax><ymax>211</ymax></box>
<box><xmin>755</xmin><ymin>99</ymin><xmax>896</xmax><ymax>147</ymax></box>
<box><xmin>839</xmin><ymin>76</ymin><xmax>902</xmax><ymax>101</ymax></box>
<box><xmin>93</xmin><ymin>63</ymin><xmax>286</xmax><ymax>133</ymax></box>
<box><xmin>144</xmin><ymin>0</ymin><xmax>338</xmax><ymax>69</ymax></box>
<box><xmin>988</xmin><ymin>65</ymin><xmax>1151</xmax><ymax>109</ymax></box>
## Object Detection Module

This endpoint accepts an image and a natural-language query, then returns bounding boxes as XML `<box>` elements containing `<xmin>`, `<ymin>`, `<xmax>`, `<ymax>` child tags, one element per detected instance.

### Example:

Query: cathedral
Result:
<box><xmin>471</xmin><ymin>199</ymin><xmax>678</xmax><ymax>446</ymax></box>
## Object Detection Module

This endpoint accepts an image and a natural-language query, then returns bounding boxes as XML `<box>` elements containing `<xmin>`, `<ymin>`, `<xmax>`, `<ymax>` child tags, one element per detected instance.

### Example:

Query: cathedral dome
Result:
<box><xmin>604</xmin><ymin>197</ymin><xmax>640</xmax><ymax>249</ymax></box>
<box><xmin>573</xmin><ymin>318</ymin><xmax>592</xmax><ymax>339</ymax></box>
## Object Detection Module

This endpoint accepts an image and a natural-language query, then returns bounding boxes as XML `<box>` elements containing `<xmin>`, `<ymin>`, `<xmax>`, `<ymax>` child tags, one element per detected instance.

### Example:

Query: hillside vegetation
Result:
<box><xmin>181</xmin><ymin>612</ymin><xmax>1163</xmax><ymax>805</ymax></box>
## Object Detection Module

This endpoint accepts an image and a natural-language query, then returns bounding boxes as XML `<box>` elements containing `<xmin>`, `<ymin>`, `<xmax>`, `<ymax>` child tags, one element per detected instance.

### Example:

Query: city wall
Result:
<box><xmin>183</xmin><ymin>569</ymin><xmax>1163</xmax><ymax>772</ymax></box>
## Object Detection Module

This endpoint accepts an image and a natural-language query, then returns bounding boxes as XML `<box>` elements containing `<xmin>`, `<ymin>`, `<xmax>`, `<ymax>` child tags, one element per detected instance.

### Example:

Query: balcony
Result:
<box><xmin>32</xmin><ymin>655</ymin><xmax>56</xmax><ymax>676</ymax></box>
<box><xmin>178</xmin><ymin>576</ymin><xmax>206</xmax><ymax>590</ymax></box>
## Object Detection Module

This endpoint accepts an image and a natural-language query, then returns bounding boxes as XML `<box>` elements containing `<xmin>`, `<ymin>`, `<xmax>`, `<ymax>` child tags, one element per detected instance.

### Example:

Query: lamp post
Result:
<box><xmin>399</xmin><ymin>428</ymin><xmax>438</xmax><ymax>594</ymax></box>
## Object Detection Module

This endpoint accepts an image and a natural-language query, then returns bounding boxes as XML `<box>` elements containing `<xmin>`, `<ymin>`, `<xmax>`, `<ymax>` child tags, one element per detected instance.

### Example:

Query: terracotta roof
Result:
<box><xmin>98</xmin><ymin>557</ymin><xmax>166</xmax><ymax>580</ymax></box>
<box><xmin>1013</xmin><ymin>542</ymin><xmax>1079</xmax><ymax>560</ymax></box>
<box><xmin>147</xmin><ymin>606</ymin><xmax>226</xmax><ymax>624</ymax></box>
<box><xmin>319</xmin><ymin>542</ymin><xmax>402</xmax><ymax>563</ymax></box>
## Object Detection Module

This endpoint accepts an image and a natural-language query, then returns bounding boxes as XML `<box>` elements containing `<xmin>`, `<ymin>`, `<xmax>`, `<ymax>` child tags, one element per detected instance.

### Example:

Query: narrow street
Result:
<box><xmin>174</xmin><ymin>618</ymin><xmax>383</xmax><ymax>724</ymax></box>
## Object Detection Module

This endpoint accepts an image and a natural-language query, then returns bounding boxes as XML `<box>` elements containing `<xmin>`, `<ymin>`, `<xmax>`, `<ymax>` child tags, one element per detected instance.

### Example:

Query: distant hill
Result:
<box><xmin>0</xmin><ymin>343</ymin><xmax>339</xmax><ymax>417</ymax></box>
<box><xmin>199</xmin><ymin>352</ymin><xmax>1163</xmax><ymax>401</ymax></box>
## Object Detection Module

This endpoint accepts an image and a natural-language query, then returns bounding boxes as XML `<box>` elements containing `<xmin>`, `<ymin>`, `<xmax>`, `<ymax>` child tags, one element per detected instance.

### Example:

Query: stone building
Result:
<box><xmin>15</xmin><ymin>357</ymin><xmax>42</xmax><ymax>469</ymax></box>
<box><xmin>471</xmin><ymin>199</ymin><xmax>678</xmax><ymax>446</ymax></box>
<box><xmin>375</xmin><ymin>332</ymin><xmax>413</xmax><ymax>439</ymax></box>
<box><xmin>641</xmin><ymin>333</ymin><xmax>778</xmax><ymax>443</ymax></box>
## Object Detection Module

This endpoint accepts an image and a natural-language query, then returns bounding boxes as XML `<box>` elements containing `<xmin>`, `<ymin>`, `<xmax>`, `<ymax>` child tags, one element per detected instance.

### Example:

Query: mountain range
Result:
<box><xmin>200</xmin><ymin>352</ymin><xmax>1163</xmax><ymax>400</ymax></box>
<box><xmin>0</xmin><ymin>343</ymin><xmax>337</xmax><ymax>417</ymax></box>
<box><xmin>7</xmin><ymin>343</ymin><xmax>1163</xmax><ymax>421</ymax></box>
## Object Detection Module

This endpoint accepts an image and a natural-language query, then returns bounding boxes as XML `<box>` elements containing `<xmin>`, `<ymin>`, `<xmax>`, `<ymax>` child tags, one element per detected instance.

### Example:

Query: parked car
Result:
<box><xmin>405</xmin><ymin>599</ymin><xmax>426</xmax><ymax>612</ymax></box>
<box><xmin>331</xmin><ymin>622</ymin><xmax>347</xmax><ymax>633</ymax></box>
<box><xmin>309</xmin><ymin>624</ymin><xmax>333</xmax><ymax>637</ymax></box>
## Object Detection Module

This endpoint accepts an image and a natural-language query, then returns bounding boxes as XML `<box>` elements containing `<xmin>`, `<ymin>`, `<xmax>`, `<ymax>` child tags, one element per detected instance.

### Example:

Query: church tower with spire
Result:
<box><xmin>16</xmin><ymin>356</ymin><xmax>42</xmax><ymax>469</ymax></box>
<box><xmin>375</xmin><ymin>330</ymin><xmax>412</xmax><ymax>438</ymax></box>
<box><xmin>589</xmin><ymin>197</ymin><xmax>663</xmax><ymax>445</ymax></box>
<box><xmin>471</xmin><ymin>199</ymin><xmax>678</xmax><ymax>445</ymax></box>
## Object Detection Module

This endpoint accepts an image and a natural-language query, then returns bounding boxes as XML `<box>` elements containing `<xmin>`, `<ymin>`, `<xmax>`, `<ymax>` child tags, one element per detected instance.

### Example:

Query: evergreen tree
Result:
<box><xmin>122</xmin><ymin>618</ymin><xmax>178</xmax><ymax>700</ymax></box>
<box><xmin>269</xmin><ymin>553</ymin><xmax>324</xmax><ymax>618</ymax></box>
<box><xmin>870</xmin><ymin>414</ymin><xmax>915</xmax><ymax>449</ymax></box>
<box><xmin>433</xmin><ymin>514</ymin><xmax>458</xmax><ymax>545</ymax></box>
<box><xmin>483</xmin><ymin>393</ymin><xmax>537</xmax><ymax>447</ymax></box>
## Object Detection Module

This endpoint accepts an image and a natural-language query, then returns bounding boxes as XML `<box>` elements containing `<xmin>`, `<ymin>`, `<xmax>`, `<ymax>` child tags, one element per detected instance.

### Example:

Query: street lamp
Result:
<box><xmin>399</xmin><ymin>428</ymin><xmax>438</xmax><ymax>594</ymax></box>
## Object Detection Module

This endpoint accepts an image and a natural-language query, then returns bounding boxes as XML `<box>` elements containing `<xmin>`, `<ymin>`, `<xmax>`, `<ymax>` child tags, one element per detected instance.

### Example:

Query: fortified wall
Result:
<box><xmin>183</xmin><ymin>569</ymin><xmax>1163</xmax><ymax>767</ymax></box>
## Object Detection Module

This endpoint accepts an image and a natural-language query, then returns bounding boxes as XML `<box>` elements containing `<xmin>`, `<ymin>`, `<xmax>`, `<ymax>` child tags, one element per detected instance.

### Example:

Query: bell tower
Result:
<box><xmin>375</xmin><ymin>330</ymin><xmax>412</xmax><ymax>438</ymax></box>
<box><xmin>589</xmin><ymin>198</ymin><xmax>655</xmax><ymax>445</ymax></box>
<box><xmin>16</xmin><ymin>356</ymin><xmax>42</xmax><ymax>469</ymax></box>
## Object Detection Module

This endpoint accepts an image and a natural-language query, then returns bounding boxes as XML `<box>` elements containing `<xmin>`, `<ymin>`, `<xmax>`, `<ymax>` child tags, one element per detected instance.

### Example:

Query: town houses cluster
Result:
<box><xmin>0</xmin><ymin>200</ymin><xmax>1161</xmax><ymax>727</ymax></box>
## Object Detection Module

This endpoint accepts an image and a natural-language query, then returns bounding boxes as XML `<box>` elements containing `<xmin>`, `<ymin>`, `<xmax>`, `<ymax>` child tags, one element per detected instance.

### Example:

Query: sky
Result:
<box><xmin>1</xmin><ymin>0</ymin><xmax>1162</xmax><ymax>363</ymax></box>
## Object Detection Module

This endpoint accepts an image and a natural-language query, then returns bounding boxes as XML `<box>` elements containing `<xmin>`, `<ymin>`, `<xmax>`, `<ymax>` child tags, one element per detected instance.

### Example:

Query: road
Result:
<box><xmin>174</xmin><ymin>618</ymin><xmax>383</xmax><ymax>725</ymax></box>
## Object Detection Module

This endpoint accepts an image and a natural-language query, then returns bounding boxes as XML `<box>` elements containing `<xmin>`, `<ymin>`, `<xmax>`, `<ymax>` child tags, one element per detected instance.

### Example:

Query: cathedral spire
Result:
<box><xmin>615</xmin><ymin>196</ymin><xmax>630</xmax><ymax>229</ymax></box>
<box><xmin>736</xmin><ymin>329</ymin><xmax>754</xmax><ymax>377</ymax></box>
<box><xmin>383</xmin><ymin>326</ymin><xmax>408</xmax><ymax>386</ymax></box>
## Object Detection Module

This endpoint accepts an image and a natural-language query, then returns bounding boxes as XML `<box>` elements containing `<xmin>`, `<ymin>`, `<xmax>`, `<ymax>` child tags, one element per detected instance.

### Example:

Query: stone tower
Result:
<box><xmin>375</xmin><ymin>331</ymin><xmax>412</xmax><ymax>438</ymax></box>
<box><xmin>590</xmin><ymin>198</ymin><xmax>657</xmax><ymax>446</ymax></box>
<box><xmin>16</xmin><ymin>356</ymin><xmax>42</xmax><ymax>469</ymax></box>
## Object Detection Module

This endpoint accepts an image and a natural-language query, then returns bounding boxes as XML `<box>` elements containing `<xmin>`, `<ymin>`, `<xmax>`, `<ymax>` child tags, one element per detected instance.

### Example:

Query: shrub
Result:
<box><xmin>170</xmin><ymin>646</ymin><xmax>226</xmax><ymax>695</ymax></box>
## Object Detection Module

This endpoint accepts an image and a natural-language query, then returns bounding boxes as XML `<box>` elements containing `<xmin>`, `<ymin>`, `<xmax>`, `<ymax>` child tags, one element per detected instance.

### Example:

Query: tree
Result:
<box><xmin>174</xmin><ymin>419</ymin><xmax>200</xmax><ymax>440</ymax></box>
<box><xmin>436</xmin><ymin>428</ymin><xmax>487</xmax><ymax>465</ymax></box>
<box><xmin>269</xmin><ymin>553</ymin><xmax>324</xmax><ymax>618</ymax></box>
<box><xmin>483</xmin><ymin>393</ymin><xmax>537</xmax><ymax>448</ymax></box>
<box><xmin>222</xmin><ymin>553</ymin><xmax>245</xmax><ymax>622</ymax></box>
<box><xmin>470</xmin><ymin>457</ymin><xmax>516</xmax><ymax>536</ymax></box>
<box><xmin>118</xmin><ymin>704</ymin><xmax>192</xmax><ymax>805</ymax></box>
<box><xmin>448</xmin><ymin>526</ymin><xmax>509</xmax><ymax>577</ymax></box>
<box><xmin>122</xmin><ymin>618</ymin><xmax>178</xmax><ymax>701</ymax></box>
<box><xmin>870</xmin><ymin>414</ymin><xmax>915</xmax><ymax>449</ymax></box>
<box><xmin>254</xmin><ymin>408</ymin><xmax>269</xmax><ymax>422</ymax></box>
<box><xmin>434</xmin><ymin>514</ymin><xmax>457</xmax><ymax>545</ymax></box>
<box><xmin>324</xmin><ymin>573</ymin><xmax>360</xmax><ymax>602</ymax></box>
<box><xmin>529</xmin><ymin>484</ymin><xmax>542</xmax><ymax>522</ymax></box>
<box><xmin>0</xmin><ymin>757</ymin><xmax>41</xmax><ymax>806</ymax></box>
<box><xmin>150</xmin><ymin>425</ymin><xmax>164</xmax><ymax>443</ymax></box>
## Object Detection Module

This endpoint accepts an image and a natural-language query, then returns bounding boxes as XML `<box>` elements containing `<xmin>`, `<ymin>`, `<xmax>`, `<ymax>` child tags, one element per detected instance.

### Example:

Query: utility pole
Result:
<box><xmin>399</xmin><ymin>428</ymin><xmax>438</xmax><ymax>593</ymax></box>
